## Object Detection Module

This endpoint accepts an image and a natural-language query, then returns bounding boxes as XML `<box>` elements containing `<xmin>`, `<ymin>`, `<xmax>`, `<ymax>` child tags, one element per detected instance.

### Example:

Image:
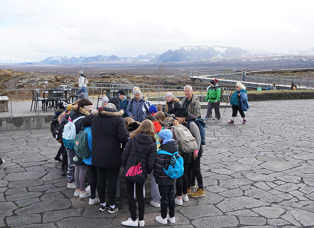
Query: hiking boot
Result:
<box><xmin>242</xmin><ymin>119</ymin><xmax>247</xmax><ymax>124</ymax></box>
<box><xmin>121</xmin><ymin>218</ymin><xmax>138</xmax><ymax>227</ymax></box>
<box><xmin>190</xmin><ymin>188</ymin><xmax>205</xmax><ymax>198</ymax></box>
<box><xmin>108</xmin><ymin>204</ymin><xmax>122</xmax><ymax>214</ymax></box>
<box><xmin>187</xmin><ymin>188</ymin><xmax>191</xmax><ymax>195</ymax></box>
<box><xmin>228</xmin><ymin>120</ymin><xmax>234</xmax><ymax>124</ymax></box>
<box><xmin>155</xmin><ymin>215</ymin><xmax>167</xmax><ymax>225</ymax></box>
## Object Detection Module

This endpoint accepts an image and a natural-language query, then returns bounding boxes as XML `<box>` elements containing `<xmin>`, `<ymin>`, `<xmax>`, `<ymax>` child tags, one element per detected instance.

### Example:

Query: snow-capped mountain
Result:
<box><xmin>152</xmin><ymin>46</ymin><xmax>249</xmax><ymax>63</ymax></box>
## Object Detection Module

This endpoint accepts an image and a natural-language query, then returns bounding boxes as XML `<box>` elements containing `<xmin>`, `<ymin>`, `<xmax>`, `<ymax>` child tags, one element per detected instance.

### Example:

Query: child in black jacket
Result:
<box><xmin>154</xmin><ymin>129</ymin><xmax>178</xmax><ymax>225</ymax></box>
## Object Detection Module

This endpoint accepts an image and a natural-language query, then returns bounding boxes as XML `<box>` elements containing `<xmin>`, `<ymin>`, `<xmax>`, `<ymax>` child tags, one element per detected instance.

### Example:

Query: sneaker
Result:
<box><xmin>74</xmin><ymin>190</ymin><xmax>80</xmax><ymax>197</ymax></box>
<box><xmin>99</xmin><ymin>203</ymin><xmax>109</xmax><ymax>212</ymax></box>
<box><xmin>79</xmin><ymin>191</ymin><xmax>91</xmax><ymax>198</ymax></box>
<box><xmin>150</xmin><ymin>200</ymin><xmax>160</xmax><ymax>208</ymax></box>
<box><xmin>67</xmin><ymin>182</ymin><xmax>76</xmax><ymax>189</ymax></box>
<box><xmin>242</xmin><ymin>119</ymin><xmax>247</xmax><ymax>124</ymax></box>
<box><xmin>167</xmin><ymin>215</ymin><xmax>176</xmax><ymax>224</ymax></box>
<box><xmin>139</xmin><ymin>220</ymin><xmax>145</xmax><ymax>227</ymax></box>
<box><xmin>228</xmin><ymin>120</ymin><xmax>234</xmax><ymax>124</ymax></box>
<box><xmin>85</xmin><ymin>185</ymin><xmax>91</xmax><ymax>194</ymax></box>
<box><xmin>187</xmin><ymin>188</ymin><xmax>192</xmax><ymax>195</ymax></box>
<box><xmin>89</xmin><ymin>197</ymin><xmax>100</xmax><ymax>205</ymax></box>
<box><xmin>60</xmin><ymin>168</ymin><xmax>66</xmax><ymax>176</ymax></box>
<box><xmin>182</xmin><ymin>195</ymin><xmax>189</xmax><ymax>202</ymax></box>
<box><xmin>175</xmin><ymin>198</ymin><xmax>183</xmax><ymax>206</ymax></box>
<box><xmin>155</xmin><ymin>215</ymin><xmax>167</xmax><ymax>225</ymax></box>
<box><xmin>108</xmin><ymin>204</ymin><xmax>122</xmax><ymax>214</ymax></box>
<box><xmin>121</xmin><ymin>218</ymin><xmax>138</xmax><ymax>227</ymax></box>
<box><xmin>190</xmin><ymin>188</ymin><xmax>205</xmax><ymax>198</ymax></box>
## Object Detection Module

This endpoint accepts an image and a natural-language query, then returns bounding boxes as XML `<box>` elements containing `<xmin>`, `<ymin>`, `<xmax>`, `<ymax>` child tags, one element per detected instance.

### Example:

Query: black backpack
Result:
<box><xmin>50</xmin><ymin>114</ymin><xmax>60</xmax><ymax>139</ymax></box>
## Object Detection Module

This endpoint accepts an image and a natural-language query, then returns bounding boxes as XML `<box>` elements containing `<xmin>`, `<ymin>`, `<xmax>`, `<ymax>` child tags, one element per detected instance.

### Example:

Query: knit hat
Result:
<box><xmin>165</xmin><ymin>92</ymin><xmax>173</xmax><ymax>98</ymax></box>
<box><xmin>158</xmin><ymin>129</ymin><xmax>173</xmax><ymax>141</ymax></box>
<box><xmin>214</xmin><ymin>78</ymin><xmax>218</xmax><ymax>83</ymax></box>
<box><xmin>118</xmin><ymin>89</ymin><xmax>125</xmax><ymax>96</ymax></box>
<box><xmin>79</xmin><ymin>92</ymin><xmax>88</xmax><ymax>100</ymax></box>
<box><xmin>148</xmin><ymin>105</ymin><xmax>158</xmax><ymax>114</ymax></box>
<box><xmin>133</xmin><ymin>89</ymin><xmax>141</xmax><ymax>95</ymax></box>
<box><xmin>102</xmin><ymin>96</ymin><xmax>109</xmax><ymax>105</ymax></box>
<box><xmin>108</xmin><ymin>97</ymin><xmax>120</xmax><ymax>110</ymax></box>
<box><xmin>175</xmin><ymin>107</ymin><xmax>188</xmax><ymax>118</ymax></box>
<box><xmin>210</xmin><ymin>80</ymin><xmax>216</xmax><ymax>85</ymax></box>
<box><xmin>105</xmin><ymin>103</ymin><xmax>117</xmax><ymax>111</ymax></box>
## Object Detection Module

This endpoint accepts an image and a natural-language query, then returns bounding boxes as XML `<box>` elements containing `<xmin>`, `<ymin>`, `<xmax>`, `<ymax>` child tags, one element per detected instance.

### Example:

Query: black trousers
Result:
<box><xmin>158</xmin><ymin>184</ymin><xmax>175</xmax><ymax>219</ymax></box>
<box><xmin>232</xmin><ymin>105</ymin><xmax>245</xmax><ymax>118</ymax></box>
<box><xmin>126</xmin><ymin>181</ymin><xmax>145</xmax><ymax>221</ymax></box>
<box><xmin>176</xmin><ymin>160</ymin><xmax>190</xmax><ymax>196</ymax></box>
<box><xmin>88</xmin><ymin>165</ymin><xmax>97</xmax><ymax>198</ymax></box>
<box><xmin>187</xmin><ymin>146</ymin><xmax>203</xmax><ymax>189</ymax></box>
<box><xmin>61</xmin><ymin>144</ymin><xmax>68</xmax><ymax>170</ymax></box>
<box><xmin>96</xmin><ymin>167</ymin><xmax>120</xmax><ymax>206</ymax></box>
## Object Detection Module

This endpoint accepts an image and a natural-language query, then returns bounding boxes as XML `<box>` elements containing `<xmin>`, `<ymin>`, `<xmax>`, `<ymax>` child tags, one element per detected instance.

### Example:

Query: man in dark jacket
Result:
<box><xmin>118</xmin><ymin>89</ymin><xmax>129</xmax><ymax>118</ymax></box>
<box><xmin>82</xmin><ymin>102</ymin><xmax>129</xmax><ymax>214</ymax></box>
<box><xmin>154</xmin><ymin>129</ymin><xmax>178</xmax><ymax>225</ymax></box>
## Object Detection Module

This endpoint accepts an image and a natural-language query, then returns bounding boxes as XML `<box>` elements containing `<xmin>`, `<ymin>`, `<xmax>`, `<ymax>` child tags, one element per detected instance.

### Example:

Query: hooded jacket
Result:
<box><xmin>205</xmin><ymin>86</ymin><xmax>221</xmax><ymax>103</ymax></box>
<box><xmin>154</xmin><ymin>140</ymin><xmax>178</xmax><ymax>185</ymax></box>
<box><xmin>181</xmin><ymin>94</ymin><xmax>201</xmax><ymax>118</ymax></box>
<box><xmin>230</xmin><ymin>89</ymin><xmax>247</xmax><ymax>106</ymax></box>
<box><xmin>121</xmin><ymin>133</ymin><xmax>156</xmax><ymax>180</ymax></box>
<box><xmin>165</xmin><ymin>97</ymin><xmax>181</xmax><ymax>115</ymax></box>
<box><xmin>81</xmin><ymin>107</ymin><xmax>129</xmax><ymax>168</ymax></box>
<box><xmin>125</xmin><ymin>97</ymin><xmax>147</xmax><ymax>122</ymax></box>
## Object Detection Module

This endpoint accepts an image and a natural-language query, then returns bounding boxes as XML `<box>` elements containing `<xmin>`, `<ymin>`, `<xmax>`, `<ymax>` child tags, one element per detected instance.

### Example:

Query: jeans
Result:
<box><xmin>158</xmin><ymin>184</ymin><xmax>175</xmax><ymax>219</ymax></box>
<box><xmin>150</xmin><ymin>171</ymin><xmax>161</xmax><ymax>202</ymax></box>
<box><xmin>126</xmin><ymin>181</ymin><xmax>145</xmax><ymax>221</ymax></box>
<box><xmin>96</xmin><ymin>167</ymin><xmax>120</xmax><ymax>206</ymax></box>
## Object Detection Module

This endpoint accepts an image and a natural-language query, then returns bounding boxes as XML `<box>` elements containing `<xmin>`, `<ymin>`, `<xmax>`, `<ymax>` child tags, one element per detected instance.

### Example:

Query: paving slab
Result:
<box><xmin>0</xmin><ymin>99</ymin><xmax>314</xmax><ymax>227</ymax></box>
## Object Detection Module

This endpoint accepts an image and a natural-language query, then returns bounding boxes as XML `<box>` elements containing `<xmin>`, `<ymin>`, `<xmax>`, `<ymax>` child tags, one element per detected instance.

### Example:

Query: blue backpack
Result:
<box><xmin>187</xmin><ymin>118</ymin><xmax>206</xmax><ymax>145</ymax></box>
<box><xmin>157</xmin><ymin>150</ymin><xmax>184</xmax><ymax>179</ymax></box>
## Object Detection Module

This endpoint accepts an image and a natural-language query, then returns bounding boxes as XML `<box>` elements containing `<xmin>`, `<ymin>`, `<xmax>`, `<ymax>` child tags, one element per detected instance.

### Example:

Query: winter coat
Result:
<box><xmin>121</xmin><ymin>133</ymin><xmax>156</xmax><ymax>180</ymax></box>
<box><xmin>205</xmin><ymin>86</ymin><xmax>221</xmax><ymax>103</ymax></box>
<box><xmin>181</xmin><ymin>94</ymin><xmax>201</xmax><ymax>118</ymax></box>
<box><xmin>125</xmin><ymin>97</ymin><xmax>147</xmax><ymax>122</ymax></box>
<box><xmin>81</xmin><ymin>108</ymin><xmax>129</xmax><ymax>168</ymax></box>
<box><xmin>154</xmin><ymin>140</ymin><xmax>178</xmax><ymax>185</ymax></box>
<box><xmin>165</xmin><ymin>98</ymin><xmax>181</xmax><ymax>115</ymax></box>
<box><xmin>230</xmin><ymin>89</ymin><xmax>247</xmax><ymax>106</ymax></box>
<box><xmin>67</xmin><ymin>105</ymin><xmax>91</xmax><ymax>165</ymax></box>
<box><xmin>119</xmin><ymin>97</ymin><xmax>129</xmax><ymax>118</ymax></box>
<box><xmin>240</xmin><ymin>92</ymin><xmax>249</xmax><ymax>111</ymax></box>
<box><xmin>78</xmin><ymin>76</ymin><xmax>88</xmax><ymax>88</ymax></box>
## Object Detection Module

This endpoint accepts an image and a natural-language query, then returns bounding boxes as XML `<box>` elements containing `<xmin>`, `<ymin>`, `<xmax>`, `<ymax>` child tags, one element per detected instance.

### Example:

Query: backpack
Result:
<box><xmin>62</xmin><ymin>116</ymin><xmax>85</xmax><ymax>149</ymax></box>
<box><xmin>215</xmin><ymin>86</ymin><xmax>224</xmax><ymax>101</ymax></box>
<box><xmin>171</xmin><ymin>125</ymin><xmax>198</xmax><ymax>153</ymax></box>
<box><xmin>74</xmin><ymin>128</ymin><xmax>91</xmax><ymax>159</ymax></box>
<box><xmin>50</xmin><ymin>114</ymin><xmax>60</xmax><ymax>139</ymax></box>
<box><xmin>56</xmin><ymin>114</ymin><xmax>69</xmax><ymax>143</ymax></box>
<box><xmin>187</xmin><ymin>118</ymin><xmax>206</xmax><ymax>145</ymax></box>
<box><xmin>157</xmin><ymin>150</ymin><xmax>184</xmax><ymax>179</ymax></box>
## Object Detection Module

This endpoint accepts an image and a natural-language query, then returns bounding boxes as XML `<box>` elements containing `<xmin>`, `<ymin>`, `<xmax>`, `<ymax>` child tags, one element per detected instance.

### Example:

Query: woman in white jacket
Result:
<box><xmin>76</xmin><ymin>70</ymin><xmax>89</xmax><ymax>100</ymax></box>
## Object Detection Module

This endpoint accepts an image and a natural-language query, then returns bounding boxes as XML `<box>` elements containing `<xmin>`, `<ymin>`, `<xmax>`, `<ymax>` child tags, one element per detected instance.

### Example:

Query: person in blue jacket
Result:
<box><xmin>228</xmin><ymin>82</ymin><xmax>249</xmax><ymax>125</ymax></box>
<box><xmin>125</xmin><ymin>87</ymin><xmax>149</xmax><ymax>122</ymax></box>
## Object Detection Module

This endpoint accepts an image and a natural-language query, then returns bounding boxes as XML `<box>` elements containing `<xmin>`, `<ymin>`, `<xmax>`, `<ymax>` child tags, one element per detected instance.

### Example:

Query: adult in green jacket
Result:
<box><xmin>205</xmin><ymin>80</ymin><xmax>221</xmax><ymax>121</ymax></box>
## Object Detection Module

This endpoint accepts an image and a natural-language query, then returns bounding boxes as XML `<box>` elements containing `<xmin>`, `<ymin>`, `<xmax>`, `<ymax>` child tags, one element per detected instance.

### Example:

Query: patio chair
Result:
<box><xmin>30</xmin><ymin>89</ymin><xmax>46</xmax><ymax>112</ymax></box>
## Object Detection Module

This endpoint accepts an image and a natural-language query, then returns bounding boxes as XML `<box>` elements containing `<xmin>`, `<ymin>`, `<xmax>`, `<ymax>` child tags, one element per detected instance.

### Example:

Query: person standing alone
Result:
<box><xmin>205</xmin><ymin>80</ymin><xmax>221</xmax><ymax>121</ymax></box>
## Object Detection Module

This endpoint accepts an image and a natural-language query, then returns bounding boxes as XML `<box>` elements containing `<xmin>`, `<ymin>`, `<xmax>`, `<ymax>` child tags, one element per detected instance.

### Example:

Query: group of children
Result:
<box><xmin>51</xmin><ymin>88</ymin><xmax>206</xmax><ymax>226</ymax></box>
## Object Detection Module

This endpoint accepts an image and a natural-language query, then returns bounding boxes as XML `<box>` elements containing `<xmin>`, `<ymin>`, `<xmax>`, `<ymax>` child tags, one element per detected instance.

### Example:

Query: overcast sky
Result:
<box><xmin>1</xmin><ymin>0</ymin><xmax>314</xmax><ymax>62</ymax></box>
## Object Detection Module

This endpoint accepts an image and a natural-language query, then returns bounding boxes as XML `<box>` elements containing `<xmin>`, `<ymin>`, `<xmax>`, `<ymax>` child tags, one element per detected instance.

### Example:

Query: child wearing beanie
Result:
<box><xmin>154</xmin><ymin>129</ymin><xmax>179</xmax><ymax>225</ymax></box>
